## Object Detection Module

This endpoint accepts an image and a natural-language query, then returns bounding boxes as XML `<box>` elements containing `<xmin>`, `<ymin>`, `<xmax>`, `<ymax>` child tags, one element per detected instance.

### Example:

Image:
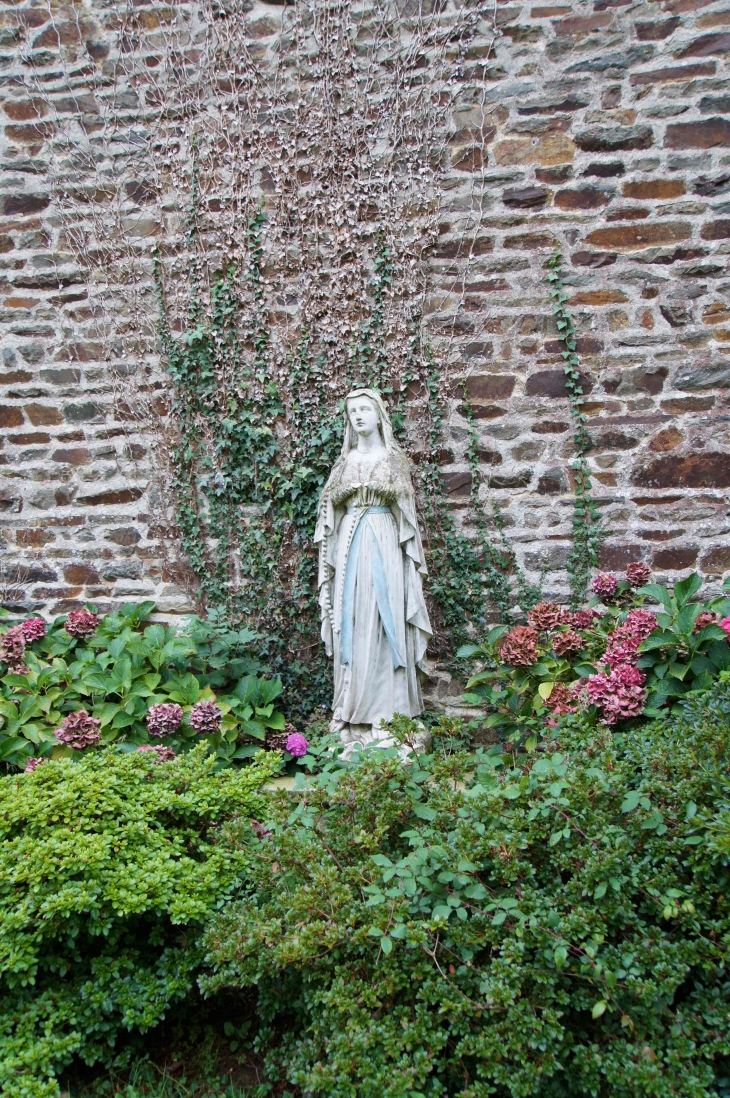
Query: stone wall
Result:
<box><xmin>1</xmin><ymin>0</ymin><xmax>729</xmax><ymax>622</ymax></box>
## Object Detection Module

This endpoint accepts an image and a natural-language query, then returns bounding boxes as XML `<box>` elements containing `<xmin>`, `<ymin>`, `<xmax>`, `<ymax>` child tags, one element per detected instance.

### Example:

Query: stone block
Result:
<box><xmin>0</xmin><ymin>193</ymin><xmax>49</xmax><ymax>216</ymax></box>
<box><xmin>584</xmin><ymin>221</ymin><xmax>690</xmax><ymax>250</ymax></box>
<box><xmin>52</xmin><ymin>448</ymin><xmax>90</xmax><ymax>465</ymax></box>
<box><xmin>442</xmin><ymin>471</ymin><xmax>471</xmax><ymax>497</ymax></box>
<box><xmin>632</xmin><ymin>452</ymin><xmax>730</xmax><ymax>489</ymax></box>
<box><xmin>675</xmin><ymin>361</ymin><xmax>730</xmax><ymax>390</ymax></box>
<box><xmin>665</xmin><ymin>118</ymin><xmax>730</xmax><ymax>148</ymax></box>
<box><xmin>575</xmin><ymin>125</ymin><xmax>654</xmax><ymax>152</ymax></box>
<box><xmin>675</xmin><ymin>32</ymin><xmax>730</xmax><ymax>58</ymax></box>
<box><xmin>0</xmin><ymin>407</ymin><xmax>24</xmax><ymax>428</ymax></box>
<box><xmin>64</xmin><ymin>563</ymin><xmax>102</xmax><ymax>584</ymax></box>
<box><xmin>701</xmin><ymin>220</ymin><xmax>730</xmax><ymax>241</ymax></box>
<box><xmin>701</xmin><ymin>546</ymin><xmax>730</xmax><ymax>573</ymax></box>
<box><xmin>652</xmin><ymin>546</ymin><xmax>698</xmax><ymax>569</ymax></box>
<box><xmin>537</xmin><ymin>467</ymin><xmax>568</xmax><ymax>493</ymax></box>
<box><xmin>622</xmin><ymin>179</ymin><xmax>685</xmax><ymax>199</ymax></box>
<box><xmin>630</xmin><ymin>62</ymin><xmax>716</xmax><ymax>85</ymax></box>
<box><xmin>525</xmin><ymin>370</ymin><xmax>594</xmax><ymax>397</ymax></box>
<box><xmin>63</xmin><ymin>402</ymin><xmax>105</xmax><ymax>423</ymax></box>
<box><xmin>555</xmin><ymin>185</ymin><xmax>612</xmax><ymax>209</ymax></box>
<box><xmin>502</xmin><ymin>186</ymin><xmax>549</xmax><ymax>207</ymax></box>
<box><xmin>463</xmin><ymin>374</ymin><xmax>516</xmax><ymax>401</ymax></box>
<box><xmin>634</xmin><ymin>18</ymin><xmax>680</xmax><ymax>39</ymax></box>
<box><xmin>76</xmin><ymin>487</ymin><xmax>145</xmax><ymax>506</ymax></box>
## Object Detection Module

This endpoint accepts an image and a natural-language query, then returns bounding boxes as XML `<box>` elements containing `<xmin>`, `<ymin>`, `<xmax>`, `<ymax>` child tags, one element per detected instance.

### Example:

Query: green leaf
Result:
<box><xmin>674</xmin><ymin>573</ymin><xmax>702</xmax><ymax>607</ymax></box>
<box><xmin>621</xmin><ymin>791</ymin><xmax>641</xmax><ymax>813</ymax></box>
<box><xmin>592</xmin><ymin>1001</ymin><xmax>607</xmax><ymax>1019</ymax></box>
<box><xmin>380</xmin><ymin>936</ymin><xmax>393</xmax><ymax>955</ymax></box>
<box><xmin>636</xmin><ymin>583</ymin><xmax>673</xmax><ymax>608</ymax></box>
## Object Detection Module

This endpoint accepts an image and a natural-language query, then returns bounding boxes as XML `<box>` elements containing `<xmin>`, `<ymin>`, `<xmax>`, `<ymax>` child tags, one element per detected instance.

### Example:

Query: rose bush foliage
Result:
<box><xmin>459</xmin><ymin>569</ymin><xmax>730</xmax><ymax>746</ymax></box>
<box><xmin>0</xmin><ymin>744</ymin><xmax>280</xmax><ymax>1098</ymax></box>
<box><xmin>201</xmin><ymin>683</ymin><xmax>730</xmax><ymax>1098</ymax></box>
<box><xmin>0</xmin><ymin>602</ymin><xmax>288</xmax><ymax>770</ymax></box>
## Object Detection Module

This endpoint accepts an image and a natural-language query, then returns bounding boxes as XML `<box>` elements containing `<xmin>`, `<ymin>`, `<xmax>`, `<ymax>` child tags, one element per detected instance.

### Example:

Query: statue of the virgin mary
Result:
<box><xmin>314</xmin><ymin>389</ymin><xmax>432</xmax><ymax>754</ymax></box>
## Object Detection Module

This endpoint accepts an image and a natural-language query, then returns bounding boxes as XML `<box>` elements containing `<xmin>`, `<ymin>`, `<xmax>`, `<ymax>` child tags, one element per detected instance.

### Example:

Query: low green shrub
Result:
<box><xmin>0</xmin><ymin>603</ymin><xmax>288</xmax><ymax>770</ymax></box>
<box><xmin>0</xmin><ymin>744</ymin><xmax>280</xmax><ymax>1098</ymax></box>
<box><xmin>460</xmin><ymin>568</ymin><xmax>730</xmax><ymax>746</ymax></box>
<box><xmin>202</xmin><ymin>681</ymin><xmax>730</xmax><ymax>1097</ymax></box>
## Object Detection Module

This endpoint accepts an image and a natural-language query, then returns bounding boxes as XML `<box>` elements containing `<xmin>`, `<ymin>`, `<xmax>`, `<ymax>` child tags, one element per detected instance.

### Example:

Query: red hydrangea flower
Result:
<box><xmin>21</xmin><ymin>618</ymin><xmax>47</xmax><ymax>642</ymax></box>
<box><xmin>499</xmin><ymin>626</ymin><xmax>539</xmax><ymax>667</ymax></box>
<box><xmin>137</xmin><ymin>744</ymin><xmax>176</xmax><ymax>762</ymax></box>
<box><xmin>591</xmin><ymin>573</ymin><xmax>619</xmax><ymax>600</ymax></box>
<box><xmin>0</xmin><ymin>625</ymin><xmax>28</xmax><ymax>675</ymax></box>
<box><xmin>65</xmin><ymin>609</ymin><xmax>99</xmax><ymax>639</ymax></box>
<box><xmin>626</xmin><ymin>561</ymin><xmax>651</xmax><ymax>588</ymax></box>
<box><xmin>552</xmin><ymin>630</ymin><xmax>583</xmax><ymax>657</ymax></box>
<box><xmin>527</xmin><ymin>602</ymin><xmax>567</xmax><ymax>633</ymax></box>
<box><xmin>145</xmin><ymin>702</ymin><xmax>184</xmax><ymax>737</ymax></box>
<box><xmin>189</xmin><ymin>700</ymin><xmax>222</xmax><ymax>734</ymax></box>
<box><xmin>54</xmin><ymin>709</ymin><xmax>102</xmax><ymax>749</ymax></box>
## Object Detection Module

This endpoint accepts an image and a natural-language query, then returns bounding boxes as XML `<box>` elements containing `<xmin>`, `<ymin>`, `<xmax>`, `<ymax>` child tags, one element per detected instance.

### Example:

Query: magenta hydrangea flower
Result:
<box><xmin>286</xmin><ymin>732</ymin><xmax>309</xmax><ymax>757</ymax></box>
<box><xmin>720</xmin><ymin>617</ymin><xmax>730</xmax><ymax>638</ymax></box>
<box><xmin>625</xmin><ymin>561</ymin><xmax>651</xmax><ymax>588</ymax></box>
<box><xmin>137</xmin><ymin>744</ymin><xmax>176</xmax><ymax>762</ymax></box>
<box><xmin>21</xmin><ymin>618</ymin><xmax>47</xmax><ymax>642</ymax></box>
<box><xmin>145</xmin><ymin>702</ymin><xmax>184</xmax><ymax>737</ymax></box>
<box><xmin>54</xmin><ymin>709</ymin><xmax>102</xmax><ymax>749</ymax></box>
<box><xmin>65</xmin><ymin>609</ymin><xmax>99</xmax><ymax>639</ymax></box>
<box><xmin>0</xmin><ymin>625</ymin><xmax>28</xmax><ymax>675</ymax></box>
<box><xmin>25</xmin><ymin>757</ymin><xmax>46</xmax><ymax>773</ymax></box>
<box><xmin>626</xmin><ymin>608</ymin><xmax>658</xmax><ymax>641</ymax></box>
<box><xmin>591</xmin><ymin>573</ymin><xmax>619</xmax><ymax>600</ymax></box>
<box><xmin>189</xmin><ymin>700</ymin><xmax>222</xmax><ymax>734</ymax></box>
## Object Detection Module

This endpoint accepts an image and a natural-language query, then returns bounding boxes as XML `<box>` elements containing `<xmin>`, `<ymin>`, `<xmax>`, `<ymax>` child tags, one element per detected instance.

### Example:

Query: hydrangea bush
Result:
<box><xmin>0</xmin><ymin>602</ymin><xmax>299</xmax><ymax>771</ymax></box>
<box><xmin>460</xmin><ymin>568</ymin><xmax>730</xmax><ymax>747</ymax></box>
<box><xmin>0</xmin><ymin>744</ymin><xmax>280</xmax><ymax>1098</ymax></box>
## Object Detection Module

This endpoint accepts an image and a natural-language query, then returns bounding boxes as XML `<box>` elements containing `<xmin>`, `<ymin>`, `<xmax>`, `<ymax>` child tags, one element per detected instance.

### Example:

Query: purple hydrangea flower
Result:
<box><xmin>145</xmin><ymin>702</ymin><xmax>184</xmax><ymax>737</ymax></box>
<box><xmin>54</xmin><ymin>709</ymin><xmax>102</xmax><ymax>749</ymax></box>
<box><xmin>21</xmin><ymin>618</ymin><xmax>47</xmax><ymax>642</ymax></box>
<box><xmin>286</xmin><ymin>731</ymin><xmax>309</xmax><ymax>757</ymax></box>
<box><xmin>25</xmin><ymin>757</ymin><xmax>47</xmax><ymax>773</ymax></box>
<box><xmin>189</xmin><ymin>700</ymin><xmax>222</xmax><ymax>734</ymax></box>
<box><xmin>65</xmin><ymin>609</ymin><xmax>99</xmax><ymax>639</ymax></box>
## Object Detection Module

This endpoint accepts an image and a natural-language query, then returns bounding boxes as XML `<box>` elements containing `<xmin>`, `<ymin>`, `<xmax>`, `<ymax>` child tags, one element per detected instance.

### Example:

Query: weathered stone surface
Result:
<box><xmin>652</xmin><ymin>547</ymin><xmax>698</xmax><ymax>569</ymax></box>
<box><xmin>525</xmin><ymin>370</ymin><xmax>594</xmax><ymax>397</ymax></box>
<box><xmin>632</xmin><ymin>453</ymin><xmax>730</xmax><ymax>489</ymax></box>
<box><xmin>463</xmin><ymin>375</ymin><xmax>516</xmax><ymax>401</ymax></box>
<box><xmin>584</xmin><ymin>222</ymin><xmax>691</xmax><ymax>250</ymax></box>
<box><xmin>630</xmin><ymin>62</ymin><xmax>716</xmax><ymax>84</ymax></box>
<box><xmin>623</xmin><ymin>179</ymin><xmax>685</xmax><ymax>199</ymax></box>
<box><xmin>635</xmin><ymin>18</ymin><xmax>680</xmax><ymax>39</ymax></box>
<box><xmin>675</xmin><ymin>361</ymin><xmax>730</xmax><ymax>390</ymax></box>
<box><xmin>701</xmin><ymin>219</ymin><xmax>730</xmax><ymax>240</ymax></box>
<box><xmin>537</xmin><ymin>467</ymin><xmax>568</xmax><ymax>493</ymax></box>
<box><xmin>555</xmin><ymin>186</ymin><xmax>611</xmax><ymax>208</ymax></box>
<box><xmin>675</xmin><ymin>32</ymin><xmax>730</xmax><ymax>57</ymax></box>
<box><xmin>574</xmin><ymin>125</ymin><xmax>654</xmax><ymax>152</ymax></box>
<box><xmin>665</xmin><ymin>118</ymin><xmax>730</xmax><ymax>148</ymax></box>
<box><xmin>0</xmin><ymin>407</ymin><xmax>24</xmax><ymax>428</ymax></box>
<box><xmin>502</xmin><ymin>186</ymin><xmax>549</xmax><ymax>207</ymax></box>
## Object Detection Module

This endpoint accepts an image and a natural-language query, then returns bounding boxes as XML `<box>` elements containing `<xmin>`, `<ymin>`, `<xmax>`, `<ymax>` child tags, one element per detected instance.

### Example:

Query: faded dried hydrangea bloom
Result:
<box><xmin>54</xmin><ymin>709</ymin><xmax>102</xmax><ymax>749</ymax></box>
<box><xmin>65</xmin><ymin>609</ymin><xmax>99</xmax><ymax>639</ymax></box>
<box><xmin>626</xmin><ymin>561</ymin><xmax>651</xmax><ymax>588</ymax></box>
<box><xmin>552</xmin><ymin>630</ymin><xmax>584</xmax><ymax>657</ymax></box>
<box><xmin>0</xmin><ymin>625</ymin><xmax>29</xmax><ymax>675</ymax></box>
<box><xmin>500</xmin><ymin>626</ymin><xmax>539</xmax><ymax>668</ymax></box>
<box><xmin>21</xmin><ymin>618</ymin><xmax>47</xmax><ymax>641</ymax></box>
<box><xmin>25</xmin><ymin>757</ymin><xmax>47</xmax><ymax>773</ymax></box>
<box><xmin>189</xmin><ymin>700</ymin><xmax>222</xmax><ymax>734</ymax></box>
<box><xmin>145</xmin><ymin>702</ymin><xmax>184</xmax><ymax>737</ymax></box>
<box><xmin>591</xmin><ymin>573</ymin><xmax>619</xmax><ymax>600</ymax></box>
<box><xmin>527</xmin><ymin>602</ymin><xmax>566</xmax><ymax>633</ymax></box>
<box><xmin>137</xmin><ymin>744</ymin><xmax>176</xmax><ymax>762</ymax></box>
<box><xmin>567</xmin><ymin>609</ymin><xmax>600</xmax><ymax>630</ymax></box>
<box><xmin>694</xmin><ymin>610</ymin><xmax>718</xmax><ymax>634</ymax></box>
<box><xmin>547</xmin><ymin>682</ymin><xmax>578</xmax><ymax>716</ymax></box>
<box><xmin>604</xmin><ymin>609</ymin><xmax>659</xmax><ymax>670</ymax></box>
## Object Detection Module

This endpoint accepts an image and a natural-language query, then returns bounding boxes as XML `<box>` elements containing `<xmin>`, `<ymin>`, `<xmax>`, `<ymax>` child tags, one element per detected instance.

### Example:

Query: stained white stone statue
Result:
<box><xmin>314</xmin><ymin>388</ymin><xmax>432</xmax><ymax>756</ymax></box>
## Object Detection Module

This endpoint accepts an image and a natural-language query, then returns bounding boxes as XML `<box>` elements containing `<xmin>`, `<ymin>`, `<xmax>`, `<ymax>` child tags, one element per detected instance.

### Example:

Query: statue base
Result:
<box><xmin>332</xmin><ymin>718</ymin><xmax>431</xmax><ymax>761</ymax></box>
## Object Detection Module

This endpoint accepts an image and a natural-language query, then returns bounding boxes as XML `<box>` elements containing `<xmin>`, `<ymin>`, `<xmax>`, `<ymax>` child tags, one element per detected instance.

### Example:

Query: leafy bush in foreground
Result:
<box><xmin>202</xmin><ymin>682</ymin><xmax>730</xmax><ymax>1098</ymax></box>
<box><xmin>0</xmin><ymin>744</ymin><xmax>280</xmax><ymax>1098</ymax></box>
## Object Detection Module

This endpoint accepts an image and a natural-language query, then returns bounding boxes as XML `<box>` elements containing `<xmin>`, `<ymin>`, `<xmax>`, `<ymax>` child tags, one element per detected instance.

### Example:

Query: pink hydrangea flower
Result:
<box><xmin>626</xmin><ymin>608</ymin><xmax>658</xmax><ymax>641</ymax></box>
<box><xmin>720</xmin><ymin>617</ymin><xmax>730</xmax><ymax>638</ymax></box>
<box><xmin>286</xmin><ymin>731</ymin><xmax>309</xmax><ymax>757</ymax></box>
<box><xmin>693</xmin><ymin>610</ymin><xmax>717</xmax><ymax>634</ymax></box>
<box><xmin>626</xmin><ymin>561</ymin><xmax>651</xmax><ymax>588</ymax></box>
<box><xmin>65</xmin><ymin>609</ymin><xmax>99</xmax><ymax>639</ymax></box>
<box><xmin>547</xmin><ymin>682</ymin><xmax>578</xmax><ymax>716</ymax></box>
<box><xmin>54</xmin><ymin>709</ymin><xmax>102</xmax><ymax>749</ymax></box>
<box><xmin>591</xmin><ymin>573</ymin><xmax>619</xmax><ymax>600</ymax></box>
<box><xmin>24</xmin><ymin>757</ymin><xmax>46</xmax><ymax>773</ymax></box>
<box><xmin>568</xmin><ymin>609</ymin><xmax>600</xmax><ymax>631</ymax></box>
<box><xmin>499</xmin><ymin>626</ymin><xmax>539</xmax><ymax>667</ymax></box>
<box><xmin>137</xmin><ymin>744</ymin><xmax>176</xmax><ymax>762</ymax></box>
<box><xmin>189</xmin><ymin>700</ymin><xmax>222</xmax><ymax>734</ymax></box>
<box><xmin>145</xmin><ymin>702</ymin><xmax>184</xmax><ymax>737</ymax></box>
<box><xmin>21</xmin><ymin>618</ymin><xmax>47</xmax><ymax>642</ymax></box>
<box><xmin>0</xmin><ymin>625</ymin><xmax>28</xmax><ymax>675</ymax></box>
<box><xmin>587</xmin><ymin>664</ymin><xmax>646</xmax><ymax>725</ymax></box>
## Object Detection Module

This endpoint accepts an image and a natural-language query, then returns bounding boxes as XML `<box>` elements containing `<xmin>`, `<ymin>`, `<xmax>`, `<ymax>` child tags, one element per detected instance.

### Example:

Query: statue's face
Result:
<box><xmin>347</xmin><ymin>396</ymin><xmax>380</xmax><ymax>438</ymax></box>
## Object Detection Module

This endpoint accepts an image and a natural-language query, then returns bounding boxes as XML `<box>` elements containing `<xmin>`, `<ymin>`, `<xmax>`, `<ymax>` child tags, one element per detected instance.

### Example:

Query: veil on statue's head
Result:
<box><xmin>339</xmin><ymin>388</ymin><xmax>406</xmax><ymax>461</ymax></box>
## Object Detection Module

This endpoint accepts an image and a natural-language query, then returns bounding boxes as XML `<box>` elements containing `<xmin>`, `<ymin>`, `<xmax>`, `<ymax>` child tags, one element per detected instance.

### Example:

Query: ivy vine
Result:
<box><xmin>547</xmin><ymin>247</ymin><xmax>604</xmax><ymax>608</ymax></box>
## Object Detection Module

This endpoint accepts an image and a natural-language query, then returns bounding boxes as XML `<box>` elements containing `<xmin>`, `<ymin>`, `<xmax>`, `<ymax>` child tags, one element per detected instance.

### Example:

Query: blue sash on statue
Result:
<box><xmin>340</xmin><ymin>507</ymin><xmax>405</xmax><ymax>670</ymax></box>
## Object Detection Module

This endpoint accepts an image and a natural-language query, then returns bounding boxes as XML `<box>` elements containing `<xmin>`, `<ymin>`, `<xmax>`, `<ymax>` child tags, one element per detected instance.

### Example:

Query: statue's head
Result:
<box><xmin>346</xmin><ymin>391</ymin><xmax>381</xmax><ymax>441</ymax></box>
